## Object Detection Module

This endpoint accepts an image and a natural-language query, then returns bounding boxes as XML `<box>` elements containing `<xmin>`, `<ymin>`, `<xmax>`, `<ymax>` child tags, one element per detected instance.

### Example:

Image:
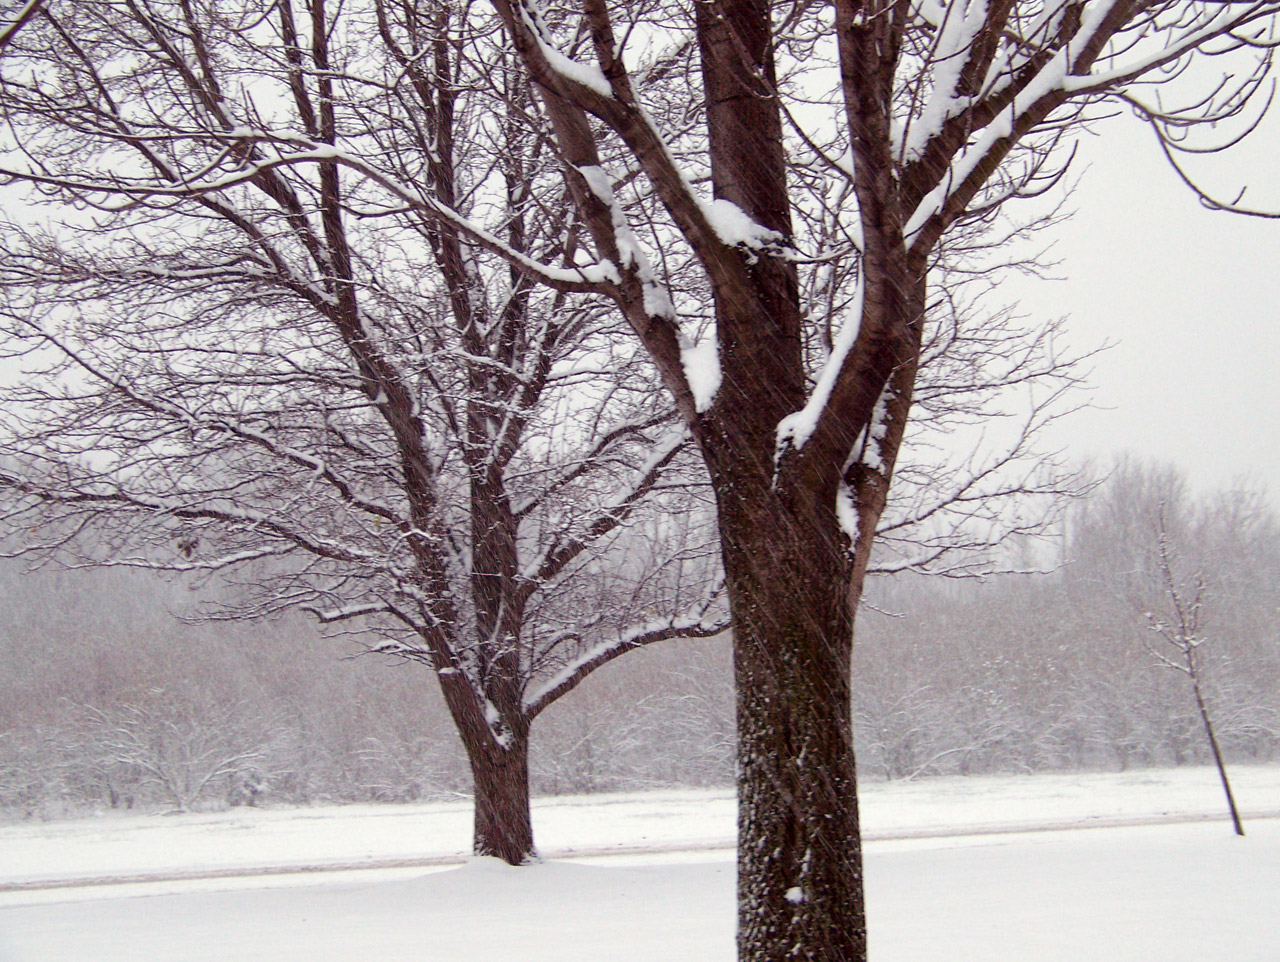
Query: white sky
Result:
<box><xmin>1001</xmin><ymin>113</ymin><xmax>1280</xmax><ymax>502</ymax></box>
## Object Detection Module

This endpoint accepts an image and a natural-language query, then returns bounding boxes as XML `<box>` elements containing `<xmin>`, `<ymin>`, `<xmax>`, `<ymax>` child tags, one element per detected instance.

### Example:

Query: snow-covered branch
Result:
<box><xmin>523</xmin><ymin>576</ymin><xmax>729</xmax><ymax>720</ymax></box>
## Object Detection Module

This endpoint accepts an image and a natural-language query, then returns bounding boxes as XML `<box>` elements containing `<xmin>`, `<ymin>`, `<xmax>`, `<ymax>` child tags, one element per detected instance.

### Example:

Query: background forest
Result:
<box><xmin>2</xmin><ymin>457</ymin><xmax>1276</xmax><ymax>819</ymax></box>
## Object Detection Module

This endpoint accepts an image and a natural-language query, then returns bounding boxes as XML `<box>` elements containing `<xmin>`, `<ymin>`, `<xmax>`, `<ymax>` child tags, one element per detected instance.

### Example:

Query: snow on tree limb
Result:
<box><xmin>523</xmin><ymin>571</ymin><xmax>729</xmax><ymax>719</ymax></box>
<box><xmin>0</xmin><ymin>0</ymin><xmax>42</xmax><ymax>53</ymax></box>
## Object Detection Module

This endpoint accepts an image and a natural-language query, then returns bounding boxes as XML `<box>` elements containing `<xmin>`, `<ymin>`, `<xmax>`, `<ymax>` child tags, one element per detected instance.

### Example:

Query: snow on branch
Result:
<box><xmin>492</xmin><ymin>0</ymin><xmax>765</xmax><ymax>413</ymax></box>
<box><xmin>0</xmin><ymin>0</ymin><xmax>42</xmax><ymax>53</ymax></box>
<box><xmin>0</xmin><ymin>469</ymin><xmax>383</xmax><ymax>569</ymax></box>
<box><xmin>522</xmin><ymin>574</ymin><xmax>729</xmax><ymax>719</ymax></box>
<box><xmin>302</xmin><ymin>602</ymin><xmax>390</xmax><ymax>624</ymax></box>
<box><xmin>0</xmin><ymin>143</ymin><xmax>619</xmax><ymax>296</ymax></box>
<box><xmin>521</xmin><ymin>427</ymin><xmax>689</xmax><ymax>591</ymax></box>
<box><xmin>511</xmin><ymin>410</ymin><xmax>679</xmax><ymax>521</ymax></box>
<box><xmin>901</xmin><ymin>0</ymin><xmax>1280</xmax><ymax>252</ymax></box>
<box><xmin>365</xmin><ymin>638</ymin><xmax>433</xmax><ymax>662</ymax></box>
<box><xmin>775</xmin><ymin>273</ymin><xmax>866</xmax><ymax>457</ymax></box>
<box><xmin>897</xmin><ymin>0</ymin><xmax>1003</xmax><ymax>165</ymax></box>
<box><xmin>516</xmin><ymin>0</ymin><xmax>614</xmax><ymax>98</ymax></box>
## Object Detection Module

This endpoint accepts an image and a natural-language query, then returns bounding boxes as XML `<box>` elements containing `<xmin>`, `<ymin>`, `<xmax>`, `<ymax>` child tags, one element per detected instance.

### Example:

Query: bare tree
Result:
<box><xmin>0</xmin><ymin>0</ymin><xmax>1085</xmax><ymax>869</ymax></box>
<box><xmin>1062</xmin><ymin>458</ymin><xmax>1280</xmax><ymax>830</ymax></box>
<box><xmin>1142</xmin><ymin>504</ymin><xmax>1245</xmax><ymax>834</ymax></box>
<box><xmin>80</xmin><ymin>693</ymin><xmax>292</xmax><ymax>814</ymax></box>
<box><xmin>472</xmin><ymin>4</ymin><xmax>1279</xmax><ymax>958</ymax></box>
<box><xmin>0</xmin><ymin>1</ymin><xmax>726</xmax><ymax>863</ymax></box>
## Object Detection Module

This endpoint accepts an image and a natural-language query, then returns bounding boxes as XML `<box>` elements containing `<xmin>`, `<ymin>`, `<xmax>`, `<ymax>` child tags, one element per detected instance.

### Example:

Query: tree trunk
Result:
<box><xmin>693</xmin><ymin>9</ymin><xmax>866</xmax><ymax>949</ymax></box>
<box><xmin>718</xmin><ymin>490</ymin><xmax>866</xmax><ymax>962</ymax></box>
<box><xmin>1190</xmin><ymin>672</ymin><xmax>1245</xmax><ymax>836</ymax></box>
<box><xmin>468</xmin><ymin>732</ymin><xmax>536</xmax><ymax>864</ymax></box>
<box><xmin>428</xmin><ymin>632</ymin><xmax>536</xmax><ymax>865</ymax></box>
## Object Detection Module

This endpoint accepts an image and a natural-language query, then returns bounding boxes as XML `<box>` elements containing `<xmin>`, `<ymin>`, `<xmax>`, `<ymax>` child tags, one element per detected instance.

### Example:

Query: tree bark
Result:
<box><xmin>730</xmin><ymin>552</ymin><xmax>864</xmax><ymax>960</ymax></box>
<box><xmin>468</xmin><ymin>732</ymin><xmax>536</xmax><ymax>863</ymax></box>
<box><xmin>707</xmin><ymin>446</ymin><xmax>867</xmax><ymax>962</ymax></box>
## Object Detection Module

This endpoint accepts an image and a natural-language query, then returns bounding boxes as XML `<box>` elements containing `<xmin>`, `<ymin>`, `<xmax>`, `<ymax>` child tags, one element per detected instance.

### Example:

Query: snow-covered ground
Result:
<box><xmin>1</xmin><ymin>765</ymin><xmax>1277</xmax><ymax>961</ymax></box>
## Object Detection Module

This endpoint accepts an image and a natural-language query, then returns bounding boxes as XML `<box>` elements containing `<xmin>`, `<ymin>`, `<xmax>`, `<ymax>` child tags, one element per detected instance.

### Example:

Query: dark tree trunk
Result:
<box><xmin>429</xmin><ymin>644</ymin><xmax>536</xmax><ymax>864</ymax></box>
<box><xmin>731</xmin><ymin>577</ymin><xmax>864</xmax><ymax>960</ymax></box>
<box><xmin>689</xmin><ymin>0</ymin><xmax>920</xmax><ymax>941</ymax></box>
<box><xmin>713</xmin><ymin>468</ymin><xmax>867</xmax><ymax>961</ymax></box>
<box><xmin>1190</xmin><ymin>671</ymin><xmax>1245</xmax><ymax>836</ymax></box>
<box><xmin>468</xmin><ymin>732</ymin><xmax>536</xmax><ymax>863</ymax></box>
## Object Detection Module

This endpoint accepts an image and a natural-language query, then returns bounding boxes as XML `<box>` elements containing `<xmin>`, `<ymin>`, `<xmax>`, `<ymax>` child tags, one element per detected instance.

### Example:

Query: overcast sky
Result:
<box><xmin>1001</xmin><ymin>112</ymin><xmax>1280</xmax><ymax>503</ymax></box>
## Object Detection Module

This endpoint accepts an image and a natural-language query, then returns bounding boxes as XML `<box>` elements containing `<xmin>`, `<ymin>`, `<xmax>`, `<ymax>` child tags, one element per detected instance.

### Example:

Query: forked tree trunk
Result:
<box><xmin>428</xmin><ymin>652</ymin><xmax>537</xmax><ymax>865</ymax></box>
<box><xmin>493</xmin><ymin>0</ymin><xmax>919</xmax><ymax>948</ymax></box>
<box><xmin>468</xmin><ymin>732</ymin><xmax>536</xmax><ymax>864</ymax></box>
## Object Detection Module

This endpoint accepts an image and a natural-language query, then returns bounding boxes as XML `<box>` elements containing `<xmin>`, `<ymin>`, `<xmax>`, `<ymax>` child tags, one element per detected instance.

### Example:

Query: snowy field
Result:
<box><xmin>1</xmin><ymin>765</ymin><xmax>1277</xmax><ymax>961</ymax></box>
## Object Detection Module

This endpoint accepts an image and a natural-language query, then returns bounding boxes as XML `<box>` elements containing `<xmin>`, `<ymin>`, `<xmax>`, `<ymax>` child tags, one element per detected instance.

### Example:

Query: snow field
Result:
<box><xmin>3</xmin><ymin>765</ymin><xmax>1277</xmax><ymax>889</ymax></box>
<box><xmin>0</xmin><ymin>765</ymin><xmax>1277</xmax><ymax>961</ymax></box>
<box><xmin>1</xmin><ymin>821</ymin><xmax>1277</xmax><ymax>962</ymax></box>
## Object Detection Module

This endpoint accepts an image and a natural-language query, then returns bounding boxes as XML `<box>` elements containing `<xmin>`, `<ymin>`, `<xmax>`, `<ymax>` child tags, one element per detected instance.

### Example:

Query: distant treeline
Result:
<box><xmin>2</xmin><ymin>459</ymin><xmax>1276</xmax><ymax>818</ymax></box>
